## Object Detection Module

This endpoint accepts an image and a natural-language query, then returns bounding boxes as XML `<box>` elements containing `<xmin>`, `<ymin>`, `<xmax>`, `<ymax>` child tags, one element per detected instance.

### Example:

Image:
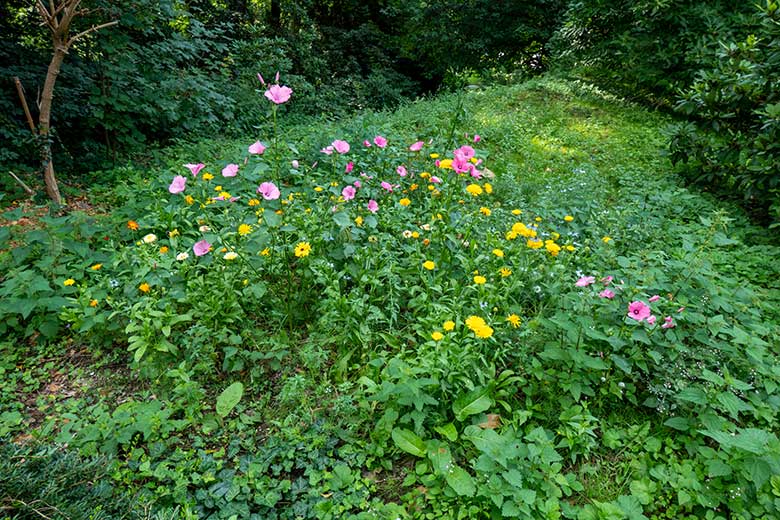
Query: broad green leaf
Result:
<box><xmin>663</xmin><ymin>417</ymin><xmax>690</xmax><ymax>431</ymax></box>
<box><xmin>453</xmin><ymin>387</ymin><xmax>492</xmax><ymax>421</ymax></box>
<box><xmin>434</xmin><ymin>422</ymin><xmax>458</xmax><ymax>441</ymax></box>
<box><xmin>391</xmin><ymin>428</ymin><xmax>426</xmax><ymax>457</ymax></box>
<box><xmin>444</xmin><ymin>464</ymin><xmax>476</xmax><ymax>497</ymax></box>
<box><xmin>216</xmin><ymin>382</ymin><xmax>244</xmax><ymax>418</ymax></box>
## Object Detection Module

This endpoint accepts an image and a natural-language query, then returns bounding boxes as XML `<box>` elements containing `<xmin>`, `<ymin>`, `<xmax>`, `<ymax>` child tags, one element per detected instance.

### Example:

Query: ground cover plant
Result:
<box><xmin>2</xmin><ymin>77</ymin><xmax>780</xmax><ymax>519</ymax></box>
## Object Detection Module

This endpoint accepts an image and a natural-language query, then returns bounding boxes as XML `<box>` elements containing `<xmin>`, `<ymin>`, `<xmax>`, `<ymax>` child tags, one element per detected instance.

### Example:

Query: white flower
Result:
<box><xmin>199</xmin><ymin>225</ymin><xmax>210</xmax><ymax>232</ymax></box>
<box><xmin>176</xmin><ymin>252</ymin><xmax>189</xmax><ymax>261</ymax></box>
<box><xmin>223</xmin><ymin>252</ymin><xmax>238</xmax><ymax>260</ymax></box>
<box><xmin>142</xmin><ymin>233</ymin><xmax>158</xmax><ymax>244</ymax></box>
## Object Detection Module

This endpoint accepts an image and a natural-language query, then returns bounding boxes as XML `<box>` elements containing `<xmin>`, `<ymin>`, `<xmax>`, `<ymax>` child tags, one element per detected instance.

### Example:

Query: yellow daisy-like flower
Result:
<box><xmin>260</xmin><ymin>248</ymin><xmax>271</xmax><ymax>256</ymax></box>
<box><xmin>89</xmin><ymin>299</ymin><xmax>98</xmax><ymax>307</ymax></box>
<box><xmin>214</xmin><ymin>185</ymin><xmax>223</xmax><ymax>192</ymax></box>
<box><xmin>354</xmin><ymin>216</ymin><xmax>363</xmax><ymax>226</ymax></box>
<box><xmin>159</xmin><ymin>246</ymin><xmax>169</xmax><ymax>254</ymax></box>
<box><xmin>399</xmin><ymin>198</ymin><xmax>411</xmax><ymax>207</ymax></box>
<box><xmin>602</xmin><ymin>236</ymin><xmax>612</xmax><ymax>243</ymax></box>
<box><xmin>168</xmin><ymin>229</ymin><xmax>180</xmax><ymax>238</ymax></box>
<box><xmin>420</xmin><ymin>172</ymin><xmax>431</xmax><ymax>179</ymax></box>
<box><xmin>545</xmin><ymin>241</ymin><xmax>561</xmax><ymax>256</ymax></box>
<box><xmin>483</xmin><ymin>183</ymin><xmax>492</xmax><ymax>194</ymax></box>
<box><xmin>564</xmin><ymin>215</ymin><xmax>574</xmax><ymax>222</ymax></box>
<box><xmin>139</xmin><ymin>282</ymin><xmax>151</xmax><ymax>293</ymax></box>
<box><xmin>422</xmin><ymin>260</ymin><xmax>435</xmax><ymax>270</ymax></box>
<box><xmin>63</xmin><ymin>278</ymin><xmax>75</xmax><ymax>286</ymax></box>
<box><xmin>431</xmin><ymin>331</ymin><xmax>444</xmax><ymax>341</ymax></box>
<box><xmin>409</xmin><ymin>183</ymin><xmax>419</xmax><ymax>191</ymax></box>
<box><xmin>294</xmin><ymin>242</ymin><xmax>312</xmax><ymax>258</ymax></box>
<box><xmin>202</xmin><ymin>173</ymin><xmax>214</xmax><ymax>181</ymax></box>
<box><xmin>527</xmin><ymin>239</ymin><xmax>543</xmax><ymax>249</ymax></box>
<box><xmin>223</xmin><ymin>252</ymin><xmax>238</xmax><ymax>260</ymax></box>
<box><xmin>511</xmin><ymin>209</ymin><xmax>522</xmax><ymax>215</ymax></box>
<box><xmin>534</xmin><ymin>217</ymin><xmax>542</xmax><ymax>222</ymax></box>
<box><xmin>127</xmin><ymin>220</ymin><xmax>139</xmax><ymax>231</ymax></box>
<box><xmin>430</xmin><ymin>153</ymin><xmax>440</xmax><ymax>159</ymax></box>
<box><xmin>438</xmin><ymin>159</ymin><xmax>453</xmax><ymax>169</ymax></box>
<box><xmin>466</xmin><ymin>184</ymin><xmax>483</xmax><ymax>196</ymax></box>
<box><xmin>565</xmin><ymin>245</ymin><xmax>576</xmax><ymax>252</ymax></box>
<box><xmin>330</xmin><ymin>181</ymin><xmax>339</xmax><ymax>187</ymax></box>
<box><xmin>505</xmin><ymin>230</ymin><xmax>518</xmax><ymax>240</ymax></box>
<box><xmin>443</xmin><ymin>320</ymin><xmax>455</xmax><ymax>331</ymax></box>
<box><xmin>474</xmin><ymin>325</ymin><xmax>494</xmax><ymax>339</ymax></box>
<box><xmin>314</xmin><ymin>186</ymin><xmax>324</xmax><ymax>192</ymax></box>
<box><xmin>465</xmin><ymin>315</ymin><xmax>486</xmax><ymax>332</ymax></box>
<box><xmin>500</xmin><ymin>267</ymin><xmax>512</xmax><ymax>277</ymax></box>
<box><xmin>479</xmin><ymin>207</ymin><xmax>491</xmax><ymax>216</ymax></box>
<box><xmin>238</xmin><ymin>223</ymin><xmax>252</xmax><ymax>236</ymax></box>
<box><xmin>473</xmin><ymin>275</ymin><xmax>487</xmax><ymax>285</ymax></box>
<box><xmin>492</xmin><ymin>249</ymin><xmax>504</xmax><ymax>257</ymax></box>
<box><xmin>506</xmin><ymin>314</ymin><xmax>521</xmax><ymax>328</ymax></box>
<box><xmin>184</xmin><ymin>195</ymin><xmax>194</xmax><ymax>205</ymax></box>
<box><xmin>248</xmin><ymin>198</ymin><xmax>260</xmax><ymax>206</ymax></box>
<box><xmin>90</xmin><ymin>263</ymin><xmax>102</xmax><ymax>271</ymax></box>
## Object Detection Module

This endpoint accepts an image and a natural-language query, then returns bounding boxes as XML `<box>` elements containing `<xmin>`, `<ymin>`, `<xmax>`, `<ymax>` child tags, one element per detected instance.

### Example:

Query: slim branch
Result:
<box><xmin>69</xmin><ymin>20</ymin><xmax>119</xmax><ymax>43</ymax></box>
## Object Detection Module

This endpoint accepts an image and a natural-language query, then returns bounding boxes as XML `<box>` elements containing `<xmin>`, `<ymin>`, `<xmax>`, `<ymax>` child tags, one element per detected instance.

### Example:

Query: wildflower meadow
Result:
<box><xmin>2</xmin><ymin>74</ymin><xmax>780</xmax><ymax>519</ymax></box>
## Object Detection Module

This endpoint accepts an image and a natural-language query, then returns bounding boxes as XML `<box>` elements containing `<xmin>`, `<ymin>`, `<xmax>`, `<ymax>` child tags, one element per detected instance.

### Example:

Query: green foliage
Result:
<box><xmin>670</xmin><ymin>2</ymin><xmax>780</xmax><ymax>225</ymax></box>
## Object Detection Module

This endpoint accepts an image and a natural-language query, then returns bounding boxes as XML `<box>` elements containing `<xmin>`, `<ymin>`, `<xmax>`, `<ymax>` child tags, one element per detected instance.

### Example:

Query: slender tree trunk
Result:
<box><xmin>38</xmin><ymin>38</ymin><xmax>67</xmax><ymax>205</ymax></box>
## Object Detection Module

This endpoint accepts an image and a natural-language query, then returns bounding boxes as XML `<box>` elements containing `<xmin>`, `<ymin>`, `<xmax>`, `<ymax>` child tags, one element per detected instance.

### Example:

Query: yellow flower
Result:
<box><xmin>506</xmin><ymin>314</ymin><xmax>521</xmax><ymax>328</ymax></box>
<box><xmin>500</xmin><ymin>267</ymin><xmax>512</xmax><ymax>277</ymax></box>
<box><xmin>89</xmin><ymin>299</ymin><xmax>98</xmax><ymax>307</ymax></box>
<box><xmin>184</xmin><ymin>195</ymin><xmax>194</xmax><ymax>205</ymax></box>
<box><xmin>479</xmin><ymin>207</ymin><xmax>491</xmax><ymax>216</ymax></box>
<box><xmin>483</xmin><ymin>183</ymin><xmax>492</xmax><ymax>194</ymax></box>
<box><xmin>294</xmin><ymin>242</ymin><xmax>311</xmax><ymax>258</ymax></box>
<box><xmin>223</xmin><ymin>252</ymin><xmax>238</xmax><ymax>260</ymax></box>
<box><xmin>220</xmin><ymin>247</ymin><xmax>228</xmax><ymax>253</ymax></box>
<box><xmin>260</xmin><ymin>248</ymin><xmax>271</xmax><ymax>256</ymax></box>
<box><xmin>238</xmin><ymin>223</ymin><xmax>252</xmax><ymax>236</ymax></box>
<box><xmin>330</xmin><ymin>181</ymin><xmax>339</xmax><ymax>187</ymax></box>
<box><xmin>565</xmin><ymin>245</ymin><xmax>576</xmax><ymax>251</ymax></box>
<box><xmin>551</xmin><ymin>232</ymin><xmax>560</xmax><ymax>240</ymax></box>
<box><xmin>314</xmin><ymin>186</ymin><xmax>324</xmax><ymax>192</ymax></box>
<box><xmin>430</xmin><ymin>153</ymin><xmax>440</xmax><ymax>159</ymax></box>
<box><xmin>466</xmin><ymin>184</ymin><xmax>483</xmax><ymax>196</ymax></box>
<box><xmin>422</xmin><ymin>260</ymin><xmax>435</xmax><ymax>270</ymax></box>
<box><xmin>431</xmin><ymin>331</ymin><xmax>444</xmax><ymax>341</ymax></box>
<box><xmin>411</xmin><ymin>231</ymin><xmax>420</xmax><ymax>239</ymax></box>
<box><xmin>545</xmin><ymin>241</ymin><xmax>561</xmax><ymax>256</ymax></box>
<box><xmin>423</xmin><ymin>238</ymin><xmax>430</xmax><ymax>246</ymax></box>
<box><xmin>168</xmin><ymin>229</ymin><xmax>180</xmax><ymax>238</ymax></box>
<box><xmin>248</xmin><ymin>198</ymin><xmax>260</xmax><ymax>206</ymax></box>
<box><xmin>275</xmin><ymin>210</ymin><xmax>283</xmax><ymax>215</ymax></box>
<box><xmin>470</xmin><ymin>157</ymin><xmax>478</xmax><ymax>164</ymax></box>
<box><xmin>443</xmin><ymin>320</ymin><xmax>455</xmax><ymax>331</ymax></box>
<box><xmin>399</xmin><ymin>198</ymin><xmax>411</xmax><ymax>207</ymax></box>
<box><xmin>202</xmin><ymin>173</ymin><xmax>214</xmax><ymax>180</ymax></box>
<box><xmin>127</xmin><ymin>220</ymin><xmax>139</xmax><ymax>231</ymax></box>
<box><xmin>465</xmin><ymin>315</ymin><xmax>486</xmax><ymax>332</ymax></box>
<box><xmin>535</xmin><ymin>217</ymin><xmax>542</xmax><ymax>222</ymax></box>
<box><xmin>511</xmin><ymin>209</ymin><xmax>522</xmax><ymax>215</ymax></box>
<box><xmin>63</xmin><ymin>278</ymin><xmax>75</xmax><ymax>286</ymax></box>
<box><xmin>90</xmin><ymin>263</ymin><xmax>102</xmax><ymax>271</ymax></box>
<box><xmin>159</xmin><ymin>246</ymin><xmax>169</xmax><ymax>254</ymax></box>
<box><xmin>564</xmin><ymin>215</ymin><xmax>574</xmax><ymax>222</ymax></box>
<box><xmin>474</xmin><ymin>325</ymin><xmax>493</xmax><ymax>339</ymax></box>
<box><xmin>420</xmin><ymin>172</ymin><xmax>431</xmax><ymax>179</ymax></box>
<box><xmin>354</xmin><ymin>216</ymin><xmax>363</xmax><ymax>226</ymax></box>
<box><xmin>214</xmin><ymin>185</ymin><xmax>223</xmax><ymax>191</ymax></box>
<box><xmin>409</xmin><ymin>183</ymin><xmax>419</xmax><ymax>191</ymax></box>
<box><xmin>438</xmin><ymin>159</ymin><xmax>453</xmax><ymax>169</ymax></box>
<box><xmin>473</xmin><ymin>275</ymin><xmax>487</xmax><ymax>285</ymax></box>
<box><xmin>505</xmin><ymin>230</ymin><xmax>518</xmax><ymax>240</ymax></box>
<box><xmin>492</xmin><ymin>249</ymin><xmax>504</xmax><ymax>257</ymax></box>
<box><xmin>527</xmin><ymin>239</ymin><xmax>543</xmax><ymax>249</ymax></box>
<box><xmin>602</xmin><ymin>236</ymin><xmax>612</xmax><ymax>243</ymax></box>
<box><xmin>139</xmin><ymin>282</ymin><xmax>150</xmax><ymax>293</ymax></box>
<box><xmin>428</xmin><ymin>185</ymin><xmax>435</xmax><ymax>191</ymax></box>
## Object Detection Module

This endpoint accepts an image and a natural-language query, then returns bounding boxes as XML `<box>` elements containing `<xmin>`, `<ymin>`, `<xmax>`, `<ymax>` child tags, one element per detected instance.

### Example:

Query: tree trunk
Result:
<box><xmin>39</xmin><ymin>38</ymin><xmax>67</xmax><ymax>206</ymax></box>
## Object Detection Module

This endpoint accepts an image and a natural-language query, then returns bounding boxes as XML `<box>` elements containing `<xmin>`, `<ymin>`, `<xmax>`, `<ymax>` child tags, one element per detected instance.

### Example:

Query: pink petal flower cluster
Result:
<box><xmin>332</xmin><ymin>140</ymin><xmax>350</xmax><ymax>154</ymax></box>
<box><xmin>367</xmin><ymin>199</ymin><xmax>379</xmax><ymax>213</ymax></box>
<box><xmin>257</xmin><ymin>181</ymin><xmax>280</xmax><ymax>200</ymax></box>
<box><xmin>599</xmin><ymin>289</ymin><xmax>615</xmax><ymax>299</ymax></box>
<box><xmin>575</xmin><ymin>276</ymin><xmax>596</xmax><ymax>287</ymax></box>
<box><xmin>169</xmin><ymin>175</ymin><xmax>187</xmax><ymax>194</ymax></box>
<box><xmin>264</xmin><ymin>84</ymin><xmax>293</xmax><ymax>104</ymax></box>
<box><xmin>248</xmin><ymin>141</ymin><xmax>266</xmax><ymax>155</ymax></box>
<box><xmin>661</xmin><ymin>316</ymin><xmax>676</xmax><ymax>329</ymax></box>
<box><xmin>193</xmin><ymin>240</ymin><xmax>211</xmax><ymax>257</ymax></box>
<box><xmin>345</xmin><ymin>162</ymin><xmax>354</xmax><ymax>173</ymax></box>
<box><xmin>374</xmin><ymin>136</ymin><xmax>387</xmax><ymax>148</ymax></box>
<box><xmin>380</xmin><ymin>181</ymin><xmax>394</xmax><ymax>192</ymax></box>
<box><xmin>184</xmin><ymin>163</ymin><xmax>205</xmax><ymax>177</ymax></box>
<box><xmin>222</xmin><ymin>164</ymin><xmax>239</xmax><ymax>177</ymax></box>
<box><xmin>342</xmin><ymin>186</ymin><xmax>356</xmax><ymax>201</ymax></box>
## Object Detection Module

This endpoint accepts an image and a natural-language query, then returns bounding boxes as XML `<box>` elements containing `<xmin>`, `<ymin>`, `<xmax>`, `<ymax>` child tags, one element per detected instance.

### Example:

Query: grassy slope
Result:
<box><xmin>4</xmin><ymin>77</ymin><xmax>780</xmax><ymax>518</ymax></box>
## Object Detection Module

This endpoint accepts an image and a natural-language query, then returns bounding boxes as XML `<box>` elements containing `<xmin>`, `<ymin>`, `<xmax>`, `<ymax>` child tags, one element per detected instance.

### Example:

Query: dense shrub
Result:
<box><xmin>670</xmin><ymin>2</ymin><xmax>780</xmax><ymax>224</ymax></box>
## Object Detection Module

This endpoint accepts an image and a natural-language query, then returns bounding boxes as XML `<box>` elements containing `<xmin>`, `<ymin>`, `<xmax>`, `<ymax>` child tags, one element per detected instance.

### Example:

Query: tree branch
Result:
<box><xmin>69</xmin><ymin>19</ymin><xmax>119</xmax><ymax>44</ymax></box>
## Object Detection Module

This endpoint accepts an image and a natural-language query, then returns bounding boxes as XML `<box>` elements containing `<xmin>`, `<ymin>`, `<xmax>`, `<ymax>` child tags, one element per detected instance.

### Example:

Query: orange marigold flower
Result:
<box><xmin>127</xmin><ymin>220</ymin><xmax>139</xmax><ymax>231</ymax></box>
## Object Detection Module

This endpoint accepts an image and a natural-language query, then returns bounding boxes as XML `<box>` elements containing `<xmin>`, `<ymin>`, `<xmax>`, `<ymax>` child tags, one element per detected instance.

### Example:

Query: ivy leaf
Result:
<box><xmin>216</xmin><ymin>382</ymin><xmax>244</xmax><ymax>418</ymax></box>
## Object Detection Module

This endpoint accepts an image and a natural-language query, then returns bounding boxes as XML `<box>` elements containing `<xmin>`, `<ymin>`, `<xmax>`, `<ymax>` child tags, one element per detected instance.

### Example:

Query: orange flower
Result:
<box><xmin>127</xmin><ymin>220</ymin><xmax>139</xmax><ymax>231</ymax></box>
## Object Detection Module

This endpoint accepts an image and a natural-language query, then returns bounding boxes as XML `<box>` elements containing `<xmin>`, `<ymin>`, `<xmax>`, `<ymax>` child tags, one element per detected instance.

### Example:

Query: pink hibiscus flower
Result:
<box><xmin>193</xmin><ymin>240</ymin><xmax>211</xmax><ymax>257</ymax></box>
<box><xmin>627</xmin><ymin>301</ymin><xmax>651</xmax><ymax>322</ymax></box>
<box><xmin>168</xmin><ymin>175</ymin><xmax>187</xmax><ymax>194</ymax></box>
<box><xmin>248</xmin><ymin>141</ymin><xmax>266</xmax><ymax>155</ymax></box>
<box><xmin>342</xmin><ymin>186</ymin><xmax>356</xmax><ymax>201</ymax></box>
<box><xmin>257</xmin><ymin>181</ymin><xmax>280</xmax><ymax>200</ymax></box>
<box><xmin>575</xmin><ymin>276</ymin><xmax>596</xmax><ymax>287</ymax></box>
<box><xmin>332</xmin><ymin>140</ymin><xmax>350</xmax><ymax>154</ymax></box>
<box><xmin>409</xmin><ymin>141</ymin><xmax>424</xmax><ymax>151</ymax></box>
<box><xmin>374</xmin><ymin>135</ymin><xmax>387</xmax><ymax>148</ymax></box>
<box><xmin>661</xmin><ymin>316</ymin><xmax>676</xmax><ymax>329</ymax></box>
<box><xmin>397</xmin><ymin>165</ymin><xmax>407</xmax><ymax>177</ymax></box>
<box><xmin>599</xmin><ymin>289</ymin><xmax>615</xmax><ymax>299</ymax></box>
<box><xmin>367</xmin><ymin>199</ymin><xmax>379</xmax><ymax>213</ymax></box>
<box><xmin>264</xmin><ymin>84</ymin><xmax>292</xmax><ymax>104</ymax></box>
<box><xmin>184</xmin><ymin>163</ymin><xmax>205</xmax><ymax>177</ymax></box>
<box><xmin>222</xmin><ymin>164</ymin><xmax>239</xmax><ymax>177</ymax></box>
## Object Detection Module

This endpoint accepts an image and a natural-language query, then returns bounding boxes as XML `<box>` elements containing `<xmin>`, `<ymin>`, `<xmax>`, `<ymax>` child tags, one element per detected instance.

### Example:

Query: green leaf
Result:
<box><xmin>663</xmin><ymin>417</ymin><xmax>690</xmax><ymax>431</ymax></box>
<box><xmin>444</xmin><ymin>464</ymin><xmax>476</xmax><ymax>497</ymax></box>
<box><xmin>391</xmin><ymin>428</ymin><xmax>426</xmax><ymax>457</ymax></box>
<box><xmin>333</xmin><ymin>211</ymin><xmax>351</xmax><ymax>229</ymax></box>
<box><xmin>453</xmin><ymin>387</ymin><xmax>492</xmax><ymax>421</ymax></box>
<box><xmin>676</xmin><ymin>387</ymin><xmax>707</xmax><ymax>405</ymax></box>
<box><xmin>434</xmin><ymin>422</ymin><xmax>458</xmax><ymax>441</ymax></box>
<box><xmin>216</xmin><ymin>382</ymin><xmax>244</xmax><ymax>418</ymax></box>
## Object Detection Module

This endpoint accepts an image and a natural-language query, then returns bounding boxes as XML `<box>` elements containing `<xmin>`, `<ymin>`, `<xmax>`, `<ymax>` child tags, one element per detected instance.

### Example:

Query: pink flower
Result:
<box><xmin>193</xmin><ymin>240</ymin><xmax>211</xmax><ymax>257</ymax></box>
<box><xmin>473</xmin><ymin>134</ymin><xmax>481</xmax><ymax>143</ymax></box>
<box><xmin>332</xmin><ymin>140</ymin><xmax>350</xmax><ymax>154</ymax></box>
<box><xmin>575</xmin><ymin>276</ymin><xmax>595</xmax><ymax>287</ymax></box>
<box><xmin>257</xmin><ymin>181</ymin><xmax>280</xmax><ymax>200</ymax></box>
<box><xmin>380</xmin><ymin>181</ymin><xmax>394</xmax><ymax>192</ymax></box>
<box><xmin>184</xmin><ymin>163</ymin><xmax>205</xmax><ymax>177</ymax></box>
<box><xmin>647</xmin><ymin>315</ymin><xmax>657</xmax><ymax>325</ymax></box>
<box><xmin>662</xmin><ymin>316</ymin><xmax>676</xmax><ymax>329</ymax></box>
<box><xmin>677</xmin><ymin>307</ymin><xmax>685</xmax><ymax>313</ymax></box>
<box><xmin>275</xmin><ymin>71</ymin><xmax>280</xmax><ymax>83</ymax></box>
<box><xmin>409</xmin><ymin>141</ymin><xmax>424</xmax><ymax>151</ymax></box>
<box><xmin>457</xmin><ymin>145</ymin><xmax>475</xmax><ymax>159</ymax></box>
<box><xmin>345</xmin><ymin>162</ymin><xmax>354</xmax><ymax>173</ymax></box>
<box><xmin>291</xmin><ymin>160</ymin><xmax>299</xmax><ymax>169</ymax></box>
<box><xmin>367</xmin><ymin>199</ymin><xmax>378</xmax><ymax>213</ymax></box>
<box><xmin>363</xmin><ymin>139</ymin><xmax>371</xmax><ymax>147</ymax></box>
<box><xmin>248</xmin><ymin>141</ymin><xmax>266</xmax><ymax>155</ymax></box>
<box><xmin>342</xmin><ymin>186</ymin><xmax>356</xmax><ymax>201</ymax></box>
<box><xmin>168</xmin><ymin>175</ymin><xmax>187</xmax><ymax>194</ymax></box>
<box><xmin>353</xmin><ymin>180</ymin><xmax>361</xmax><ymax>188</ymax></box>
<box><xmin>222</xmin><ymin>164</ymin><xmax>239</xmax><ymax>177</ymax></box>
<box><xmin>599</xmin><ymin>289</ymin><xmax>615</xmax><ymax>299</ymax></box>
<box><xmin>627</xmin><ymin>301</ymin><xmax>652</xmax><ymax>322</ymax></box>
<box><xmin>264</xmin><ymin>84</ymin><xmax>292</xmax><ymax>104</ymax></box>
<box><xmin>374</xmin><ymin>135</ymin><xmax>387</xmax><ymax>148</ymax></box>
<box><xmin>397</xmin><ymin>165</ymin><xmax>407</xmax><ymax>177</ymax></box>
<box><xmin>430</xmin><ymin>176</ymin><xmax>442</xmax><ymax>183</ymax></box>
<box><xmin>257</xmin><ymin>73</ymin><xmax>265</xmax><ymax>85</ymax></box>
<box><xmin>601</xmin><ymin>276</ymin><xmax>614</xmax><ymax>285</ymax></box>
<box><xmin>649</xmin><ymin>295</ymin><xmax>660</xmax><ymax>302</ymax></box>
<box><xmin>321</xmin><ymin>146</ymin><xmax>334</xmax><ymax>155</ymax></box>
